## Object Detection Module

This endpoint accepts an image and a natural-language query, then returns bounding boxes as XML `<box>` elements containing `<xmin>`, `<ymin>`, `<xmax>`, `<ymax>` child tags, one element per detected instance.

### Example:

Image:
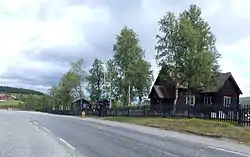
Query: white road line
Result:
<box><xmin>33</xmin><ymin>122</ymin><xmax>39</xmax><ymax>126</ymax></box>
<box><xmin>207</xmin><ymin>146</ymin><xmax>250</xmax><ymax>157</ymax></box>
<box><xmin>59</xmin><ymin>138</ymin><xmax>76</xmax><ymax>151</ymax></box>
<box><xmin>43</xmin><ymin>127</ymin><xmax>51</xmax><ymax>133</ymax></box>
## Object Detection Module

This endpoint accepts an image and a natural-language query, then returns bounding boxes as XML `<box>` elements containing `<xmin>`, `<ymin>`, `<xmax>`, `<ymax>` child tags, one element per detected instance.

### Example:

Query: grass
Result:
<box><xmin>0</xmin><ymin>100</ymin><xmax>24</xmax><ymax>109</ymax></box>
<box><xmin>0</xmin><ymin>100</ymin><xmax>24</xmax><ymax>105</ymax></box>
<box><xmin>103</xmin><ymin>117</ymin><xmax>250</xmax><ymax>145</ymax></box>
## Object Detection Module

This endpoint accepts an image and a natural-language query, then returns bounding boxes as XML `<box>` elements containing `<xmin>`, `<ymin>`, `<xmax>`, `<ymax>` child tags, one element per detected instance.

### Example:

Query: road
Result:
<box><xmin>1</xmin><ymin>110</ymin><xmax>250</xmax><ymax>157</ymax></box>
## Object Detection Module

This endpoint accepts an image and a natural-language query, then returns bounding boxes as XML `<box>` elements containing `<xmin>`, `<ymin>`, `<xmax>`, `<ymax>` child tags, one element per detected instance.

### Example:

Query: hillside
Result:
<box><xmin>240</xmin><ymin>97</ymin><xmax>250</xmax><ymax>105</ymax></box>
<box><xmin>0</xmin><ymin>86</ymin><xmax>44</xmax><ymax>95</ymax></box>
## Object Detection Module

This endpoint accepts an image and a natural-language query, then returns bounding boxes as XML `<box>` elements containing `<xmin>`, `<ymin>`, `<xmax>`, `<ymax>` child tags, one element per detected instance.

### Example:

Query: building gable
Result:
<box><xmin>218</xmin><ymin>76</ymin><xmax>242</xmax><ymax>96</ymax></box>
<box><xmin>149</xmin><ymin>70</ymin><xmax>242</xmax><ymax>99</ymax></box>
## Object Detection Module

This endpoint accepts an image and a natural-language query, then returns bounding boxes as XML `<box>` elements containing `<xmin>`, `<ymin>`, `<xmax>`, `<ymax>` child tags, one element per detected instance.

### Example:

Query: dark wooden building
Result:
<box><xmin>72</xmin><ymin>98</ymin><xmax>90</xmax><ymax>114</ymax></box>
<box><xmin>91</xmin><ymin>99</ymin><xmax>110</xmax><ymax>117</ymax></box>
<box><xmin>149</xmin><ymin>71</ymin><xmax>243</xmax><ymax>114</ymax></box>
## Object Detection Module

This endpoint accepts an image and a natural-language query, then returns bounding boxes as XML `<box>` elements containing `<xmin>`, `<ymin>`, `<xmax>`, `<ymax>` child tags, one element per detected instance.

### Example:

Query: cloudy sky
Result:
<box><xmin>0</xmin><ymin>0</ymin><xmax>249</xmax><ymax>96</ymax></box>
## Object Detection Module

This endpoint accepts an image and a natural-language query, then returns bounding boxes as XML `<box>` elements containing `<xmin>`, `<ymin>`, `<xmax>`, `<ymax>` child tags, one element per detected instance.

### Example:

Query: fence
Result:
<box><xmin>40</xmin><ymin>104</ymin><xmax>250</xmax><ymax>126</ymax></box>
<box><xmin>86</xmin><ymin>105</ymin><xmax>250</xmax><ymax>126</ymax></box>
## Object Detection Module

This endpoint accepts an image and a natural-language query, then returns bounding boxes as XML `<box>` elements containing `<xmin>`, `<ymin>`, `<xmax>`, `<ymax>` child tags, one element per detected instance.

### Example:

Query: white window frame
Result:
<box><xmin>223</xmin><ymin>96</ymin><xmax>232</xmax><ymax>107</ymax></box>
<box><xmin>185</xmin><ymin>95</ymin><xmax>195</xmax><ymax>106</ymax></box>
<box><xmin>204</xmin><ymin>96</ymin><xmax>212</xmax><ymax>105</ymax></box>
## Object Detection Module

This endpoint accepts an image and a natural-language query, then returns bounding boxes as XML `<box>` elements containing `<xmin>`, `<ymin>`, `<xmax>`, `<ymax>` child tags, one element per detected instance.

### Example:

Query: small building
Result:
<box><xmin>0</xmin><ymin>93</ymin><xmax>17</xmax><ymax>101</ymax></box>
<box><xmin>149</xmin><ymin>71</ymin><xmax>243</xmax><ymax>115</ymax></box>
<box><xmin>72</xmin><ymin>98</ymin><xmax>90</xmax><ymax>114</ymax></box>
<box><xmin>91</xmin><ymin>99</ymin><xmax>110</xmax><ymax>117</ymax></box>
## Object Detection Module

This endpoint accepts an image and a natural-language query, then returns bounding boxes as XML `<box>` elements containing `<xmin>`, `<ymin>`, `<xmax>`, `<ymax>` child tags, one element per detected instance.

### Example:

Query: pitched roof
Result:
<box><xmin>149</xmin><ymin>71</ymin><xmax>243</xmax><ymax>97</ymax></box>
<box><xmin>202</xmin><ymin>72</ymin><xmax>243</xmax><ymax>94</ymax></box>
<box><xmin>73</xmin><ymin>98</ymin><xmax>90</xmax><ymax>104</ymax></box>
<box><xmin>152</xmin><ymin>85</ymin><xmax>170</xmax><ymax>98</ymax></box>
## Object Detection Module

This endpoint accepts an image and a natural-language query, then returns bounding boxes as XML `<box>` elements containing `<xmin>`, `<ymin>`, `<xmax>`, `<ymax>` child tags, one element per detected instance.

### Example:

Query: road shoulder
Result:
<box><xmin>84</xmin><ymin>117</ymin><xmax>250</xmax><ymax>156</ymax></box>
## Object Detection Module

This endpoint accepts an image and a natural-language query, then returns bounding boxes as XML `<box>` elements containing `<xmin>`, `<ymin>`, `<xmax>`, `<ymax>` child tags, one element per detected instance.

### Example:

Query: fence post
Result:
<box><xmin>143</xmin><ymin>106</ymin><xmax>146</xmax><ymax>116</ymax></box>
<box><xmin>238</xmin><ymin>107</ymin><xmax>242</xmax><ymax>125</ymax></box>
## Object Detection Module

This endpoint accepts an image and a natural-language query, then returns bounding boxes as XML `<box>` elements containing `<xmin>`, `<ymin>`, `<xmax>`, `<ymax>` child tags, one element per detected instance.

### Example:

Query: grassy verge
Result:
<box><xmin>103</xmin><ymin>117</ymin><xmax>250</xmax><ymax>145</ymax></box>
<box><xmin>0</xmin><ymin>100</ymin><xmax>24</xmax><ymax>105</ymax></box>
<box><xmin>0</xmin><ymin>100</ymin><xmax>24</xmax><ymax>109</ymax></box>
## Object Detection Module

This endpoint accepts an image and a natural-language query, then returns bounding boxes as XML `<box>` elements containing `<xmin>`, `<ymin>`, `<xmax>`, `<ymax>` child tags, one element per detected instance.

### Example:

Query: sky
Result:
<box><xmin>0</xmin><ymin>0</ymin><xmax>249</xmax><ymax>96</ymax></box>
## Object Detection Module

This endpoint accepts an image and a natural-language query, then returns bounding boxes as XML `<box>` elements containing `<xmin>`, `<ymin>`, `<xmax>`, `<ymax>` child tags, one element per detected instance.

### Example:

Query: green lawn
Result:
<box><xmin>103</xmin><ymin>117</ymin><xmax>250</xmax><ymax>145</ymax></box>
<box><xmin>0</xmin><ymin>100</ymin><xmax>24</xmax><ymax>108</ymax></box>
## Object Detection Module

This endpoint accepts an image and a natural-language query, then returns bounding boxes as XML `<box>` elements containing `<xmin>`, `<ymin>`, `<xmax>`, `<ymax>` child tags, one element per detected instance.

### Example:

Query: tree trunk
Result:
<box><xmin>139</xmin><ymin>96</ymin><xmax>142</xmax><ymax>105</ymax></box>
<box><xmin>173</xmin><ymin>88</ymin><xmax>179</xmax><ymax>114</ymax></box>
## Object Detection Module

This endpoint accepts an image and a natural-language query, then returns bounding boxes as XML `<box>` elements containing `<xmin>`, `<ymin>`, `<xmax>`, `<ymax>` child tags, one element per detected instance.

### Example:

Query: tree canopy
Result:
<box><xmin>155</xmin><ymin>4</ymin><xmax>221</xmax><ymax>112</ymax></box>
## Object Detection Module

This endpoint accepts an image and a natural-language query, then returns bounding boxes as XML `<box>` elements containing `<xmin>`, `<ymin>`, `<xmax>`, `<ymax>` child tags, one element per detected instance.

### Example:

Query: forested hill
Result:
<box><xmin>240</xmin><ymin>97</ymin><xmax>250</xmax><ymax>105</ymax></box>
<box><xmin>0</xmin><ymin>86</ymin><xmax>44</xmax><ymax>95</ymax></box>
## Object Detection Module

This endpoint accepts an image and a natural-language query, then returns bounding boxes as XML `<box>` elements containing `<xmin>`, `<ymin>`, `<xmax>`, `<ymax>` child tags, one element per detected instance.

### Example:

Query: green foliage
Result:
<box><xmin>156</xmin><ymin>5</ymin><xmax>220</xmax><ymax>89</ymax></box>
<box><xmin>104</xmin><ymin>59</ymin><xmax>119</xmax><ymax>101</ymax></box>
<box><xmin>69</xmin><ymin>58</ymin><xmax>87</xmax><ymax>99</ymax></box>
<box><xmin>18</xmin><ymin>94</ymin><xmax>50</xmax><ymax>111</ymax></box>
<box><xmin>155</xmin><ymin>5</ymin><xmax>221</xmax><ymax>110</ymax></box>
<box><xmin>133</xmin><ymin>59</ymin><xmax>154</xmax><ymax>104</ymax></box>
<box><xmin>0</xmin><ymin>86</ymin><xmax>44</xmax><ymax>95</ymax></box>
<box><xmin>19</xmin><ymin>59</ymin><xmax>88</xmax><ymax>112</ymax></box>
<box><xmin>87</xmin><ymin>58</ymin><xmax>105</xmax><ymax>101</ymax></box>
<box><xmin>57</xmin><ymin>71</ymin><xmax>76</xmax><ymax>109</ymax></box>
<box><xmin>47</xmin><ymin>59</ymin><xmax>87</xmax><ymax>110</ymax></box>
<box><xmin>110</xmin><ymin>101</ymin><xmax>123</xmax><ymax>108</ymax></box>
<box><xmin>111</xmin><ymin>26</ymin><xmax>153</xmax><ymax>106</ymax></box>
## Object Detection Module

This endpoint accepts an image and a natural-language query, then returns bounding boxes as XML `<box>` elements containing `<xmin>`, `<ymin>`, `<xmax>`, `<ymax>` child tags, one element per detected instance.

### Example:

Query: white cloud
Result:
<box><xmin>218</xmin><ymin>38</ymin><xmax>250</xmax><ymax>96</ymax></box>
<box><xmin>0</xmin><ymin>0</ymin><xmax>111</xmax><ymax>91</ymax></box>
<box><xmin>231</xmin><ymin>0</ymin><xmax>250</xmax><ymax>19</ymax></box>
<box><xmin>0</xmin><ymin>0</ymin><xmax>250</xmax><ymax>97</ymax></box>
<box><xmin>146</xmin><ymin>0</ymin><xmax>250</xmax><ymax>96</ymax></box>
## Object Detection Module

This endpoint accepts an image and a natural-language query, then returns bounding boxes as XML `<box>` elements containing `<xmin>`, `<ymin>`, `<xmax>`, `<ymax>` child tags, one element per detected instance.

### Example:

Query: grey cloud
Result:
<box><xmin>2</xmin><ymin>0</ymin><xmax>249</xmax><ymax>92</ymax></box>
<box><xmin>36</xmin><ymin>0</ymin><xmax>67</xmax><ymax>22</ymax></box>
<box><xmin>1</xmin><ymin>64</ymin><xmax>66</xmax><ymax>87</ymax></box>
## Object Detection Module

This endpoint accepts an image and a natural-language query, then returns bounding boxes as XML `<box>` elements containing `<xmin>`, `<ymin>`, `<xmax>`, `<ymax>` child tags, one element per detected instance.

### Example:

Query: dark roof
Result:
<box><xmin>202</xmin><ymin>72</ymin><xmax>242</xmax><ymax>94</ymax></box>
<box><xmin>73</xmin><ymin>98</ymin><xmax>90</xmax><ymax>104</ymax></box>
<box><xmin>96</xmin><ymin>99</ymin><xmax>110</xmax><ymax>104</ymax></box>
<box><xmin>152</xmin><ymin>85</ymin><xmax>170</xmax><ymax>98</ymax></box>
<box><xmin>150</xmin><ymin>72</ymin><xmax>243</xmax><ymax>97</ymax></box>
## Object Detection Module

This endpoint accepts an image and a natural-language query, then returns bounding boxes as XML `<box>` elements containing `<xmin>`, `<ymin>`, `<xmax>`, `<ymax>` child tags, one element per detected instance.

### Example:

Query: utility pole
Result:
<box><xmin>128</xmin><ymin>83</ymin><xmax>131</xmax><ymax>106</ymax></box>
<box><xmin>104</xmin><ymin>71</ymin><xmax>106</xmax><ymax>98</ymax></box>
<box><xmin>109</xmin><ymin>71</ymin><xmax>112</xmax><ymax>108</ymax></box>
<box><xmin>80</xmin><ymin>84</ymin><xmax>82</xmax><ymax>105</ymax></box>
<box><xmin>79</xmin><ymin>73</ymin><xmax>83</xmax><ymax>110</ymax></box>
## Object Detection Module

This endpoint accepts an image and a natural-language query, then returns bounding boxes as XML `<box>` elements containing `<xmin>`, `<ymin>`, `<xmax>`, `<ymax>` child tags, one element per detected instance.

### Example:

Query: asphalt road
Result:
<box><xmin>1</xmin><ymin>110</ymin><xmax>250</xmax><ymax>157</ymax></box>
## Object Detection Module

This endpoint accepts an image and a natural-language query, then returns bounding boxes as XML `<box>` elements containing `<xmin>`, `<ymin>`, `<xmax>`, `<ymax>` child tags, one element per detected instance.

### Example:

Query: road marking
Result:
<box><xmin>33</xmin><ymin>121</ymin><xmax>39</xmax><ymax>126</ymax></box>
<box><xmin>207</xmin><ymin>146</ymin><xmax>250</xmax><ymax>157</ymax></box>
<box><xmin>59</xmin><ymin>138</ymin><xmax>76</xmax><ymax>151</ymax></box>
<box><xmin>43</xmin><ymin>127</ymin><xmax>51</xmax><ymax>133</ymax></box>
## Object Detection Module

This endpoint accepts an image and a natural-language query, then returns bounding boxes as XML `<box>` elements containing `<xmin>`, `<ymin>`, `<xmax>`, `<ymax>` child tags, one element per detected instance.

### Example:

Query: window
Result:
<box><xmin>186</xmin><ymin>95</ymin><xmax>195</xmax><ymax>106</ymax></box>
<box><xmin>204</xmin><ymin>96</ymin><xmax>212</xmax><ymax>105</ymax></box>
<box><xmin>223</xmin><ymin>96</ymin><xmax>232</xmax><ymax>107</ymax></box>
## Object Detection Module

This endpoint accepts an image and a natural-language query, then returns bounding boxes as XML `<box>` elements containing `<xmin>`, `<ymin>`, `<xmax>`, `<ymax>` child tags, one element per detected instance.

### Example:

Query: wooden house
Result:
<box><xmin>149</xmin><ymin>71</ymin><xmax>242</xmax><ymax>114</ymax></box>
<box><xmin>72</xmin><ymin>98</ymin><xmax>90</xmax><ymax>113</ymax></box>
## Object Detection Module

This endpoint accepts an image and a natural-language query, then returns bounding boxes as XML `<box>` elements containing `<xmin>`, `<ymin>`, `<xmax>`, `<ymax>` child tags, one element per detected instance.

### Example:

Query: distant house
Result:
<box><xmin>72</xmin><ymin>98</ymin><xmax>90</xmax><ymax>111</ymax></box>
<box><xmin>148</xmin><ymin>71</ymin><xmax>242</xmax><ymax>114</ymax></box>
<box><xmin>0</xmin><ymin>93</ymin><xmax>17</xmax><ymax>101</ymax></box>
<box><xmin>91</xmin><ymin>99</ymin><xmax>110</xmax><ymax>109</ymax></box>
<box><xmin>91</xmin><ymin>99</ymin><xmax>110</xmax><ymax>117</ymax></box>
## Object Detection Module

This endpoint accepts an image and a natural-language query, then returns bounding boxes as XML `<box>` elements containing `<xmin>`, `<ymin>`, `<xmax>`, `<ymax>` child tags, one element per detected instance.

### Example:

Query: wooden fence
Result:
<box><xmin>86</xmin><ymin>105</ymin><xmax>250</xmax><ymax>126</ymax></box>
<box><xmin>40</xmin><ymin>104</ymin><xmax>250</xmax><ymax>126</ymax></box>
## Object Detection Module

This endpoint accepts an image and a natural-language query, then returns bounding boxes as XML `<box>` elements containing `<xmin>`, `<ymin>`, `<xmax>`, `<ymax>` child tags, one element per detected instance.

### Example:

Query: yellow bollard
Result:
<box><xmin>81</xmin><ymin>111</ymin><xmax>86</xmax><ymax>119</ymax></box>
